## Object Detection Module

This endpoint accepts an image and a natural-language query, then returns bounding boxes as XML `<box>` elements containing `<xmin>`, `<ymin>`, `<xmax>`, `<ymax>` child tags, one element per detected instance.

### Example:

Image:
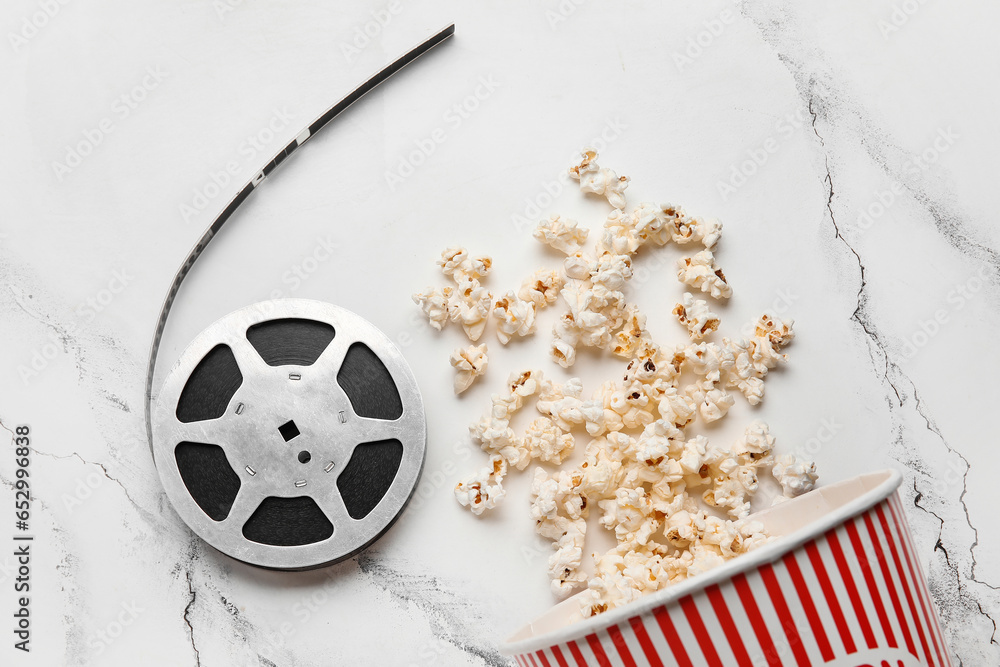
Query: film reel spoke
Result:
<box><xmin>174</xmin><ymin>415</ymin><xmax>234</xmax><ymax>448</ymax></box>
<box><xmin>313</xmin><ymin>489</ymin><xmax>353</xmax><ymax>528</ymax></box>
<box><xmin>310</xmin><ymin>334</ymin><xmax>351</xmax><ymax>380</ymax></box>
<box><xmin>223</xmin><ymin>484</ymin><xmax>268</xmax><ymax>530</ymax></box>
<box><xmin>352</xmin><ymin>415</ymin><xmax>407</xmax><ymax>443</ymax></box>
<box><xmin>226</xmin><ymin>333</ymin><xmax>275</xmax><ymax>378</ymax></box>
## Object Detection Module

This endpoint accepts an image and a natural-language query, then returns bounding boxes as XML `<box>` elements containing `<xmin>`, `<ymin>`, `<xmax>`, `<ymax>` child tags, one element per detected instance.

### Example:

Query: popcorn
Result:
<box><xmin>412</xmin><ymin>286</ymin><xmax>453</xmax><ymax>331</ymax></box>
<box><xmin>563</xmin><ymin>252</ymin><xmax>592</xmax><ymax>280</ymax></box>
<box><xmin>450</xmin><ymin>344</ymin><xmax>488</xmax><ymax>394</ymax></box>
<box><xmin>534</xmin><ymin>215</ymin><xmax>589</xmax><ymax>254</ymax></box>
<box><xmin>468</xmin><ymin>370</ymin><xmax>543</xmax><ymax>474</ymax></box>
<box><xmin>579</xmin><ymin>438</ymin><xmax>623</xmax><ymax>497</ymax></box>
<box><xmin>581</xmin><ymin>550</ymin><xmax>658</xmax><ymax>615</ymax></box>
<box><xmin>723</xmin><ymin>314</ymin><xmax>795</xmax><ymax>404</ymax></box>
<box><xmin>771</xmin><ymin>454</ymin><xmax>818</xmax><ymax>498</ymax></box>
<box><xmin>660</xmin><ymin>204</ymin><xmax>723</xmax><ymax>249</ymax></box>
<box><xmin>550</xmin><ymin>284</ymin><xmax>612</xmax><ymax>366</ymax></box>
<box><xmin>438</xmin><ymin>246</ymin><xmax>492</xmax><ymax>283</ymax></box>
<box><xmin>569</xmin><ymin>148</ymin><xmax>630</xmax><ymax>209</ymax></box>
<box><xmin>548</xmin><ymin>516</ymin><xmax>588</xmax><ymax>596</ymax></box>
<box><xmin>428</xmin><ymin>150</ymin><xmax>809</xmax><ymax>618</ymax></box>
<box><xmin>550</xmin><ymin>313</ymin><xmax>581</xmax><ymax>368</ymax></box>
<box><xmin>518</xmin><ymin>269</ymin><xmax>564</xmax><ymax>309</ymax></box>
<box><xmin>590</xmin><ymin>252</ymin><xmax>633</xmax><ymax>291</ymax></box>
<box><xmin>598</xmin><ymin>486</ymin><xmax>659</xmax><ymax>547</ymax></box>
<box><xmin>413</xmin><ymin>247</ymin><xmax>497</xmax><ymax>342</ymax></box>
<box><xmin>672</xmin><ymin>292</ymin><xmax>720</xmax><ymax>340</ymax></box>
<box><xmin>493</xmin><ymin>291</ymin><xmax>536</xmax><ymax>344</ymax></box>
<box><xmin>682</xmin><ymin>342</ymin><xmax>734</xmax><ymax>384</ymax></box>
<box><xmin>733</xmin><ymin>375</ymin><xmax>765</xmax><ymax>406</ymax></box>
<box><xmin>582</xmin><ymin>505</ymin><xmax>773</xmax><ymax>614</ymax></box>
<box><xmin>449</xmin><ymin>279</ymin><xmax>493</xmax><ymax>341</ymax></box>
<box><xmin>455</xmin><ymin>454</ymin><xmax>507</xmax><ymax>515</ymax></box>
<box><xmin>635</xmin><ymin>419</ymin><xmax>685</xmax><ymax>462</ymax></box>
<box><xmin>548</xmin><ymin>249</ymin><xmax>640</xmax><ymax>368</ymax></box>
<box><xmin>687</xmin><ymin>381</ymin><xmax>735</xmax><ymax>423</ymax></box>
<box><xmin>657</xmin><ymin>387</ymin><xmax>698</xmax><ymax>428</ymax></box>
<box><xmin>630</xmin><ymin>202</ymin><xmax>672</xmax><ymax>247</ymax></box>
<box><xmin>664</xmin><ymin>510</ymin><xmax>696</xmax><ymax>547</ymax></box>
<box><xmin>598</xmin><ymin>209</ymin><xmax>643</xmax><ymax>256</ymax></box>
<box><xmin>458</xmin><ymin>360</ymin><xmax>792</xmax><ymax>612</ymax></box>
<box><xmin>524</xmin><ymin>417</ymin><xmax>576</xmax><ymax>465</ymax></box>
<box><xmin>530</xmin><ymin>468</ymin><xmax>589</xmax><ymax>595</ymax></box>
<box><xmin>677</xmin><ymin>435</ymin><xmax>713</xmax><ymax>478</ymax></box>
<box><xmin>732</xmin><ymin>420</ymin><xmax>775</xmax><ymax>467</ymax></box>
<box><xmin>536</xmin><ymin>378</ymin><xmax>585</xmax><ymax>431</ymax></box>
<box><xmin>703</xmin><ymin>460</ymin><xmax>758</xmax><ymax>519</ymax></box>
<box><xmin>609</xmin><ymin>305</ymin><xmax>651</xmax><ymax>359</ymax></box>
<box><xmin>605</xmin><ymin>382</ymin><xmax>656</xmax><ymax>431</ymax></box>
<box><xmin>677</xmin><ymin>250</ymin><xmax>732</xmax><ymax>300</ymax></box>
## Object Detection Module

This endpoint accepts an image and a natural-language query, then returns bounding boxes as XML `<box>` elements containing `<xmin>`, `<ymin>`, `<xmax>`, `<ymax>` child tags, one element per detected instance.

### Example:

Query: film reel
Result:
<box><xmin>144</xmin><ymin>27</ymin><xmax>453</xmax><ymax>569</ymax></box>
<box><xmin>152</xmin><ymin>300</ymin><xmax>425</xmax><ymax>569</ymax></box>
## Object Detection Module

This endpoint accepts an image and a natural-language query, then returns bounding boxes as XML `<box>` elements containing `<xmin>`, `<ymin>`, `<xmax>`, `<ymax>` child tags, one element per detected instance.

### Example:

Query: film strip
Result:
<box><xmin>144</xmin><ymin>25</ymin><xmax>452</xmax><ymax>569</ymax></box>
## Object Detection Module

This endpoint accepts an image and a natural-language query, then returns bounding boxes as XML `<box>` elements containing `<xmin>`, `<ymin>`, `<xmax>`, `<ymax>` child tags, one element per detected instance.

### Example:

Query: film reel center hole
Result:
<box><xmin>298</xmin><ymin>451</ymin><xmax>311</xmax><ymax>464</ymax></box>
<box><xmin>278</xmin><ymin>420</ymin><xmax>300</xmax><ymax>442</ymax></box>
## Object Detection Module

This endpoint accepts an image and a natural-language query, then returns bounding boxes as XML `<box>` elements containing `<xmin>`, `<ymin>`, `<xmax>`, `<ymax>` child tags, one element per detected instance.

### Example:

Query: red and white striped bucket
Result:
<box><xmin>503</xmin><ymin>469</ymin><xmax>952</xmax><ymax>666</ymax></box>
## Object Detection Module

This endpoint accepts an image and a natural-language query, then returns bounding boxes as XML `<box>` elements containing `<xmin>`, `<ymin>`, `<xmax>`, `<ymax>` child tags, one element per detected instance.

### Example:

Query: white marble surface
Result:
<box><xmin>1</xmin><ymin>1</ymin><xmax>998</xmax><ymax>665</ymax></box>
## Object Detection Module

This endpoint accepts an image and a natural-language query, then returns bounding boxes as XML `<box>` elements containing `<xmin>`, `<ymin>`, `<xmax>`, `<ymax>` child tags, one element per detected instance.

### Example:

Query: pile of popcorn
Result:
<box><xmin>413</xmin><ymin>149</ymin><xmax>818</xmax><ymax>617</ymax></box>
<box><xmin>413</xmin><ymin>247</ymin><xmax>564</xmax><ymax>394</ymax></box>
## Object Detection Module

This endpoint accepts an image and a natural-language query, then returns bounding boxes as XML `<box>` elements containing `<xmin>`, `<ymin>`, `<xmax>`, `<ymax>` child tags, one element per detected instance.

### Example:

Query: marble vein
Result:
<box><xmin>737</xmin><ymin>3</ymin><xmax>999</xmax><ymax>662</ymax></box>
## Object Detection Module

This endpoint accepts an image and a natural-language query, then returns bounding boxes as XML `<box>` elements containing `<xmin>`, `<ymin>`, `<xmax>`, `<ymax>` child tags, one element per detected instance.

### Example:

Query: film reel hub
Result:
<box><xmin>152</xmin><ymin>299</ymin><xmax>425</xmax><ymax>570</ymax></box>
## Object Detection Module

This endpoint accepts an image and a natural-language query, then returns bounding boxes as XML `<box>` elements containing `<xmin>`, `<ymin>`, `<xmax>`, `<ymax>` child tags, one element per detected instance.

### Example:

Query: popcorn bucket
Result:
<box><xmin>502</xmin><ymin>469</ymin><xmax>953</xmax><ymax>666</ymax></box>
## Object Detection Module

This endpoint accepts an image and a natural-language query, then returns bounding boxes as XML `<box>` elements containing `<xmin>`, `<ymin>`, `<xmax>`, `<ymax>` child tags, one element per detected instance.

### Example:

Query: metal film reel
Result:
<box><xmin>151</xmin><ymin>300</ymin><xmax>425</xmax><ymax>570</ymax></box>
